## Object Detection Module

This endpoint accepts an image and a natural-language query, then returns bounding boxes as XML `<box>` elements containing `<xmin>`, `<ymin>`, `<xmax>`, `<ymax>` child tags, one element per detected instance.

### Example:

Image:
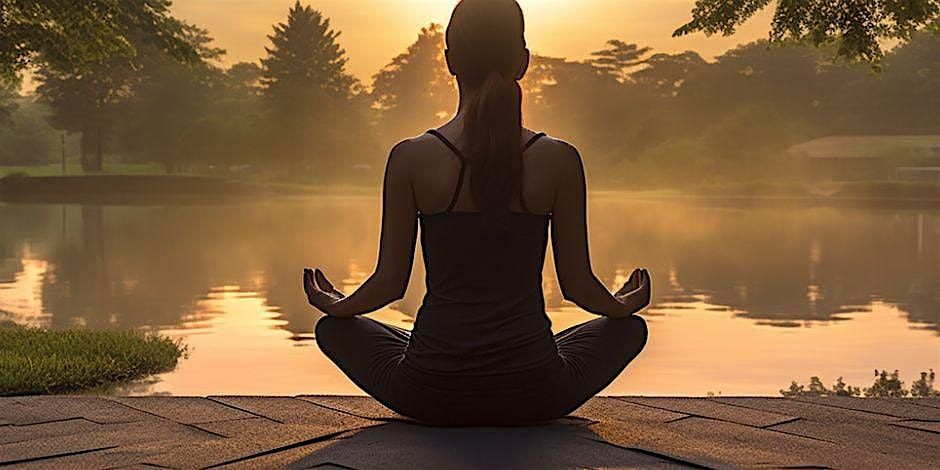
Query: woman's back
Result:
<box><xmin>400</xmin><ymin>126</ymin><xmax>568</xmax><ymax>377</ymax></box>
<box><xmin>402</xmin><ymin>125</ymin><xmax>570</xmax><ymax>216</ymax></box>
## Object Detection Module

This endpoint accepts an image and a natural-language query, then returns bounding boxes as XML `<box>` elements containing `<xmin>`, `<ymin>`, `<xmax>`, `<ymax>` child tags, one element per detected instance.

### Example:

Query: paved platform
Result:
<box><xmin>1</xmin><ymin>396</ymin><xmax>938</xmax><ymax>468</ymax></box>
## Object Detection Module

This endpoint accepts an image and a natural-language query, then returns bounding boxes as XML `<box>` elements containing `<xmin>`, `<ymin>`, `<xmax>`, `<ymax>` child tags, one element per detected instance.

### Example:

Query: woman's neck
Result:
<box><xmin>451</xmin><ymin>82</ymin><xmax>477</xmax><ymax>124</ymax></box>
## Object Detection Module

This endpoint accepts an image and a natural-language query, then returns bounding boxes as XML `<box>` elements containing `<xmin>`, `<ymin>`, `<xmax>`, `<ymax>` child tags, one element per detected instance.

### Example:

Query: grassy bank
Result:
<box><xmin>0</xmin><ymin>174</ymin><xmax>268</xmax><ymax>203</ymax></box>
<box><xmin>0</xmin><ymin>162</ymin><xmax>167</xmax><ymax>178</ymax></box>
<box><xmin>684</xmin><ymin>180</ymin><xmax>940</xmax><ymax>200</ymax></box>
<box><xmin>0</xmin><ymin>324</ymin><xmax>186</xmax><ymax>396</ymax></box>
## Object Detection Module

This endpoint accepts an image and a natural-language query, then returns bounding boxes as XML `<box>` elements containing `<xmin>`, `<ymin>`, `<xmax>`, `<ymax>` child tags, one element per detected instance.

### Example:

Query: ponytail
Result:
<box><xmin>464</xmin><ymin>71</ymin><xmax>523</xmax><ymax>228</ymax></box>
<box><xmin>446</xmin><ymin>0</ymin><xmax>527</xmax><ymax>229</ymax></box>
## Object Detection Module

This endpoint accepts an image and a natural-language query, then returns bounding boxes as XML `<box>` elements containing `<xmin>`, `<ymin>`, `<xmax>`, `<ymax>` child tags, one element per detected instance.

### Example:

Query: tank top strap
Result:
<box><xmin>427</xmin><ymin>129</ymin><xmax>467</xmax><ymax>212</ymax></box>
<box><xmin>426</xmin><ymin>130</ymin><xmax>547</xmax><ymax>214</ymax></box>
<box><xmin>519</xmin><ymin>132</ymin><xmax>546</xmax><ymax>214</ymax></box>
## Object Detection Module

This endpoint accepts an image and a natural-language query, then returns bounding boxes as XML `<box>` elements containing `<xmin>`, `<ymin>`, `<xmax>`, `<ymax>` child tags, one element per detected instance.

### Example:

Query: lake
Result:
<box><xmin>1</xmin><ymin>194</ymin><xmax>938</xmax><ymax>396</ymax></box>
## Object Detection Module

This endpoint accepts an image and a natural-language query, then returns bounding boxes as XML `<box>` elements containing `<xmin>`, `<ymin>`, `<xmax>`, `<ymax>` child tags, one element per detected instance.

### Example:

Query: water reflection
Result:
<box><xmin>0</xmin><ymin>196</ymin><xmax>937</xmax><ymax>395</ymax></box>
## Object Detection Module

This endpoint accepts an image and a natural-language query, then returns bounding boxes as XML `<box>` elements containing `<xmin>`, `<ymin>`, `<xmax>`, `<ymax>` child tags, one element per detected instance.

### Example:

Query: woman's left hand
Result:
<box><xmin>303</xmin><ymin>268</ymin><xmax>346</xmax><ymax>315</ymax></box>
<box><xmin>613</xmin><ymin>268</ymin><xmax>651</xmax><ymax>315</ymax></box>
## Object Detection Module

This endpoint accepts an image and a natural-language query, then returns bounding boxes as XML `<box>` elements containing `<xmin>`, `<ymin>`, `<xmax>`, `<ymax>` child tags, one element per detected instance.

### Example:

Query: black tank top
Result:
<box><xmin>403</xmin><ymin>130</ymin><xmax>560</xmax><ymax>378</ymax></box>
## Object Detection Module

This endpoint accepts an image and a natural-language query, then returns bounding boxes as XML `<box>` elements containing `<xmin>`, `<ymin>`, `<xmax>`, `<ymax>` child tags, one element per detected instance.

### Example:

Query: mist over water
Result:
<box><xmin>1</xmin><ymin>195</ymin><xmax>936</xmax><ymax>396</ymax></box>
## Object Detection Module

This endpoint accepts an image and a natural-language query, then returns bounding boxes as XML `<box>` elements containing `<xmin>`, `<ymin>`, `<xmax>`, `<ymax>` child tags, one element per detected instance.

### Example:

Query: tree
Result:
<box><xmin>35</xmin><ymin>55</ymin><xmax>136</xmax><ymax>171</ymax></box>
<box><xmin>0</xmin><ymin>75</ymin><xmax>18</xmax><ymax>126</ymax></box>
<box><xmin>371</xmin><ymin>24</ymin><xmax>455</xmax><ymax>145</ymax></box>
<box><xmin>260</xmin><ymin>1</ymin><xmax>360</xmax><ymax>171</ymax></box>
<box><xmin>0</xmin><ymin>0</ymin><xmax>198</xmax><ymax>81</ymax></box>
<box><xmin>32</xmin><ymin>7</ymin><xmax>203</xmax><ymax>171</ymax></box>
<box><xmin>632</xmin><ymin>51</ymin><xmax>707</xmax><ymax>97</ymax></box>
<box><xmin>0</xmin><ymin>100</ymin><xmax>60</xmax><ymax>165</ymax></box>
<box><xmin>119</xmin><ymin>25</ymin><xmax>226</xmax><ymax>172</ymax></box>
<box><xmin>589</xmin><ymin>40</ymin><xmax>652</xmax><ymax>82</ymax></box>
<box><xmin>675</xmin><ymin>0</ymin><xmax>940</xmax><ymax>62</ymax></box>
<box><xmin>261</xmin><ymin>2</ymin><xmax>356</xmax><ymax>110</ymax></box>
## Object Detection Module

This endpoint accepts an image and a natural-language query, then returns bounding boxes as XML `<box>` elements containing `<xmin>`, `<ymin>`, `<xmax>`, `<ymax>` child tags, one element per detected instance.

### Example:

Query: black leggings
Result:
<box><xmin>315</xmin><ymin>315</ymin><xmax>648</xmax><ymax>426</ymax></box>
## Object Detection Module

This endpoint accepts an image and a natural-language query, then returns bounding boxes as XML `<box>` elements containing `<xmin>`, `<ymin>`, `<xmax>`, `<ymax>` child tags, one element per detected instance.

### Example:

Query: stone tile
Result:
<box><xmin>572</xmin><ymin>397</ymin><xmax>688</xmax><ymax>423</ymax></box>
<box><xmin>215</xmin><ymin>440</ymin><xmax>337</xmax><ymax>469</ymax></box>
<box><xmin>0</xmin><ymin>397</ymin><xmax>16</xmax><ymax>425</ymax></box>
<box><xmin>891</xmin><ymin>420</ymin><xmax>940</xmax><ymax>434</ymax></box>
<box><xmin>0</xmin><ymin>417</ymin><xmax>101</xmax><ymax>445</ymax></box>
<box><xmin>796</xmin><ymin>396</ymin><xmax>940</xmax><ymax>420</ymax></box>
<box><xmin>591</xmin><ymin>416</ymin><xmax>904</xmax><ymax>469</ymax></box>
<box><xmin>209</xmin><ymin>396</ymin><xmax>371</xmax><ymax>429</ymax></box>
<box><xmin>3</xmin><ymin>396</ymin><xmax>933</xmax><ymax>468</ymax></box>
<box><xmin>17</xmin><ymin>449</ymin><xmax>162</xmax><ymax>469</ymax></box>
<box><xmin>296</xmin><ymin>395</ymin><xmax>411</xmax><ymax>421</ymax></box>
<box><xmin>289</xmin><ymin>422</ymin><xmax>684</xmax><ymax>470</ymax></box>
<box><xmin>109</xmin><ymin>396</ymin><xmax>253</xmax><ymax>424</ymax></box>
<box><xmin>621</xmin><ymin>397</ymin><xmax>796</xmax><ymax>427</ymax></box>
<box><xmin>769</xmin><ymin>418</ymin><xmax>940</xmax><ymax>466</ymax></box>
<box><xmin>3</xmin><ymin>396</ymin><xmax>150</xmax><ymax>425</ymax></box>
<box><xmin>713</xmin><ymin>396</ymin><xmax>901</xmax><ymax>423</ymax></box>
<box><xmin>0</xmin><ymin>419</ymin><xmax>211</xmax><ymax>466</ymax></box>
<box><xmin>138</xmin><ymin>423</ymin><xmax>347</xmax><ymax>468</ymax></box>
<box><xmin>910</xmin><ymin>398</ymin><xmax>940</xmax><ymax>409</ymax></box>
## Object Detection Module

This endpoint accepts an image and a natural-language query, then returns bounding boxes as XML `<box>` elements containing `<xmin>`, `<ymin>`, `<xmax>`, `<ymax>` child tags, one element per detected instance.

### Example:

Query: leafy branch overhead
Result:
<box><xmin>0</xmin><ymin>0</ymin><xmax>201</xmax><ymax>79</ymax></box>
<box><xmin>674</xmin><ymin>0</ymin><xmax>940</xmax><ymax>62</ymax></box>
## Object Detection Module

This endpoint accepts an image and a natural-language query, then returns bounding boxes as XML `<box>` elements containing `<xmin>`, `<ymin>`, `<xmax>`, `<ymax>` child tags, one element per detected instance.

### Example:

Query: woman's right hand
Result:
<box><xmin>303</xmin><ymin>268</ymin><xmax>346</xmax><ymax>316</ymax></box>
<box><xmin>613</xmin><ymin>268</ymin><xmax>651</xmax><ymax>316</ymax></box>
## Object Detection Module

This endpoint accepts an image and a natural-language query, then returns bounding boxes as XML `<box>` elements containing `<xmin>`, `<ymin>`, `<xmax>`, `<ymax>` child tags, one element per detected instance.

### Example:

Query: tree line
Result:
<box><xmin>1</xmin><ymin>1</ymin><xmax>938</xmax><ymax>186</ymax></box>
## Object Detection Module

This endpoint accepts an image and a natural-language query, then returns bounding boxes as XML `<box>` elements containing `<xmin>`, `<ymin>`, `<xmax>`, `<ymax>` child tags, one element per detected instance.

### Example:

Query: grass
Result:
<box><xmin>0</xmin><ymin>323</ymin><xmax>187</xmax><ymax>396</ymax></box>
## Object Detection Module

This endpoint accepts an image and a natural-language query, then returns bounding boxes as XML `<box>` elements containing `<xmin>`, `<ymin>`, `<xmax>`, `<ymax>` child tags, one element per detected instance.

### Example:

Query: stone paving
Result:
<box><xmin>1</xmin><ymin>396</ymin><xmax>938</xmax><ymax>469</ymax></box>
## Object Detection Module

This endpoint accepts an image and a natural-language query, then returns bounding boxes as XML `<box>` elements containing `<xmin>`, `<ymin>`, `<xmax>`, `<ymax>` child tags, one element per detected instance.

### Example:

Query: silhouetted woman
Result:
<box><xmin>304</xmin><ymin>0</ymin><xmax>649</xmax><ymax>426</ymax></box>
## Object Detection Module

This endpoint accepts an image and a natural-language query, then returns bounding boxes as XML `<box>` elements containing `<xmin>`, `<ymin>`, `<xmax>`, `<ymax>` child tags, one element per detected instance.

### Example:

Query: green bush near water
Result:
<box><xmin>0</xmin><ymin>324</ymin><xmax>186</xmax><ymax>396</ymax></box>
<box><xmin>781</xmin><ymin>369</ymin><xmax>940</xmax><ymax>398</ymax></box>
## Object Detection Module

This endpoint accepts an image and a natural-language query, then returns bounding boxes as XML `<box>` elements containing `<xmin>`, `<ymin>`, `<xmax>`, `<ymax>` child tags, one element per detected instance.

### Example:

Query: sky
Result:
<box><xmin>171</xmin><ymin>0</ymin><xmax>771</xmax><ymax>81</ymax></box>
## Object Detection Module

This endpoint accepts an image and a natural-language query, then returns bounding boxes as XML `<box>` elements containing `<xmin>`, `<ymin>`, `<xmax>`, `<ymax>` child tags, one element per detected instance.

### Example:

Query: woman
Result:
<box><xmin>303</xmin><ymin>0</ymin><xmax>650</xmax><ymax>426</ymax></box>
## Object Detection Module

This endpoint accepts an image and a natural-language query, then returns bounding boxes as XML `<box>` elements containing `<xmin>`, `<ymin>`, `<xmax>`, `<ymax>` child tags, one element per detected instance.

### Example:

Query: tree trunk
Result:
<box><xmin>93</xmin><ymin>127</ymin><xmax>103</xmax><ymax>172</ymax></box>
<box><xmin>80</xmin><ymin>128</ymin><xmax>104</xmax><ymax>172</ymax></box>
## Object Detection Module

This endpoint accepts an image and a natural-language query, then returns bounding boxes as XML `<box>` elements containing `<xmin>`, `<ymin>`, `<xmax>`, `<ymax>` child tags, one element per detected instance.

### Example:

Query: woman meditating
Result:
<box><xmin>304</xmin><ymin>0</ymin><xmax>650</xmax><ymax>426</ymax></box>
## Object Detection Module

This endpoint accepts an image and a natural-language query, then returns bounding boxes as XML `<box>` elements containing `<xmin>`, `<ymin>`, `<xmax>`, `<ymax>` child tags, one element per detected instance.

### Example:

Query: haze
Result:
<box><xmin>171</xmin><ymin>0</ymin><xmax>770</xmax><ymax>80</ymax></box>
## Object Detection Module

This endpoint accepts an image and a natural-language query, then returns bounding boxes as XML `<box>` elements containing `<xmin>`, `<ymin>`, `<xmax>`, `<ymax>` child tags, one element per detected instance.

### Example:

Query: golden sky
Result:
<box><xmin>171</xmin><ymin>0</ymin><xmax>771</xmax><ymax>81</ymax></box>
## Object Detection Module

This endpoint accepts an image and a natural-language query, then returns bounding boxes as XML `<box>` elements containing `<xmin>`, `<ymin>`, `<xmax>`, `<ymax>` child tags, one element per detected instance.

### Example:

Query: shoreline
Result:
<box><xmin>1</xmin><ymin>174</ymin><xmax>938</xmax><ymax>207</ymax></box>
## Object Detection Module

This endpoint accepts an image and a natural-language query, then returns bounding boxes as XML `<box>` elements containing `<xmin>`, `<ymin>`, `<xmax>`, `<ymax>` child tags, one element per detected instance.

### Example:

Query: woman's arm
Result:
<box><xmin>303</xmin><ymin>142</ymin><xmax>418</xmax><ymax>317</ymax></box>
<box><xmin>550</xmin><ymin>143</ymin><xmax>650</xmax><ymax>318</ymax></box>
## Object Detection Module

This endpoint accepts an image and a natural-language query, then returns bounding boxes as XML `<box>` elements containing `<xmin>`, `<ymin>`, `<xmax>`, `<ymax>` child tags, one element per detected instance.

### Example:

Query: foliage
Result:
<box><xmin>0</xmin><ymin>325</ymin><xmax>186</xmax><ymax>395</ymax></box>
<box><xmin>0</xmin><ymin>100</ymin><xmax>62</xmax><ymax>165</ymax></box>
<box><xmin>260</xmin><ymin>1</ymin><xmax>370</xmax><ymax>174</ymax></box>
<box><xmin>0</xmin><ymin>0</ymin><xmax>199</xmax><ymax>80</ymax></box>
<box><xmin>118</xmin><ymin>24</ymin><xmax>227</xmax><ymax>172</ymax></box>
<box><xmin>781</xmin><ymin>370</ymin><xmax>939</xmax><ymax>398</ymax></box>
<box><xmin>864</xmin><ymin>369</ymin><xmax>909</xmax><ymax>397</ymax></box>
<box><xmin>911</xmin><ymin>370</ymin><xmax>940</xmax><ymax>397</ymax></box>
<box><xmin>0</xmin><ymin>74</ymin><xmax>18</xmax><ymax>125</ymax></box>
<box><xmin>674</xmin><ymin>0</ymin><xmax>940</xmax><ymax>62</ymax></box>
<box><xmin>372</xmin><ymin>24</ymin><xmax>455</xmax><ymax>145</ymax></box>
<box><xmin>33</xmin><ymin>14</ymin><xmax>212</xmax><ymax>172</ymax></box>
<box><xmin>589</xmin><ymin>40</ymin><xmax>653</xmax><ymax>82</ymax></box>
<box><xmin>6</xmin><ymin>3</ymin><xmax>940</xmax><ymax>187</ymax></box>
<box><xmin>261</xmin><ymin>1</ymin><xmax>357</xmax><ymax>108</ymax></box>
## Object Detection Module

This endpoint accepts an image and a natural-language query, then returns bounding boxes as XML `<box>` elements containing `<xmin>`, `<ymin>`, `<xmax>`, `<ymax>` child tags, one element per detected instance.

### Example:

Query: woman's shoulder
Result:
<box><xmin>385</xmin><ymin>129</ymin><xmax>583</xmax><ymax>172</ymax></box>
<box><xmin>523</xmin><ymin>130</ymin><xmax>584</xmax><ymax>173</ymax></box>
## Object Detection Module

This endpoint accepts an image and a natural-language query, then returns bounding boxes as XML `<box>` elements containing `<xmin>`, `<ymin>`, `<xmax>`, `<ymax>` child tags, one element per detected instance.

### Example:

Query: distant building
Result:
<box><xmin>789</xmin><ymin>135</ymin><xmax>940</xmax><ymax>181</ymax></box>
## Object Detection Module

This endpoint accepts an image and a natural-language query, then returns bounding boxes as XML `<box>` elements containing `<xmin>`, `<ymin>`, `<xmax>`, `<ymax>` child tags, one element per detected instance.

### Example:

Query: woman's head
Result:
<box><xmin>445</xmin><ymin>0</ymin><xmax>530</xmax><ymax>226</ymax></box>
<box><xmin>445</xmin><ymin>0</ymin><xmax>529</xmax><ymax>86</ymax></box>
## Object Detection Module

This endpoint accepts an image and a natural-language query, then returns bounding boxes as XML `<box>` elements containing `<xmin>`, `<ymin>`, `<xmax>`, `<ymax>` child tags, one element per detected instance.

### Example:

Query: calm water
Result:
<box><xmin>1</xmin><ymin>194</ymin><xmax>938</xmax><ymax>396</ymax></box>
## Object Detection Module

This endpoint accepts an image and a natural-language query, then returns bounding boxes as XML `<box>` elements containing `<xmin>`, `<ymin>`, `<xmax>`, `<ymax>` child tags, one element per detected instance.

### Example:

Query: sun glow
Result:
<box><xmin>170</xmin><ymin>0</ymin><xmax>769</xmax><ymax>82</ymax></box>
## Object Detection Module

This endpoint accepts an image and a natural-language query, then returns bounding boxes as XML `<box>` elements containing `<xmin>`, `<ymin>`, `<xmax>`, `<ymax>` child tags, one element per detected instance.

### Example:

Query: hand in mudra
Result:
<box><xmin>614</xmin><ymin>268</ymin><xmax>651</xmax><ymax>314</ymax></box>
<box><xmin>303</xmin><ymin>268</ymin><xmax>345</xmax><ymax>315</ymax></box>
